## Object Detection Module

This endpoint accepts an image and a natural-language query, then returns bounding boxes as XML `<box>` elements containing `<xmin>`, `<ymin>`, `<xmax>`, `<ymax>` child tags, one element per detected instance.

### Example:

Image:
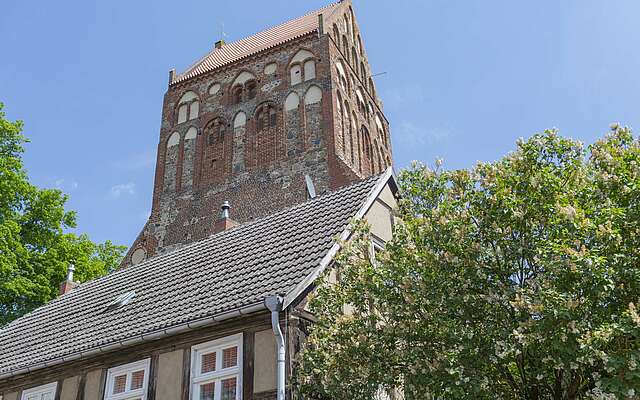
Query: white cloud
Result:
<box><xmin>53</xmin><ymin>178</ymin><xmax>79</xmax><ymax>191</ymax></box>
<box><xmin>110</xmin><ymin>182</ymin><xmax>136</xmax><ymax>198</ymax></box>
<box><xmin>112</xmin><ymin>150</ymin><xmax>156</xmax><ymax>170</ymax></box>
<box><xmin>396</xmin><ymin>121</ymin><xmax>453</xmax><ymax>146</ymax></box>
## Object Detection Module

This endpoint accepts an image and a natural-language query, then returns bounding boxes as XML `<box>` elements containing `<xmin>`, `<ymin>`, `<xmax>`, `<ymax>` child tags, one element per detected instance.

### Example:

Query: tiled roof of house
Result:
<box><xmin>0</xmin><ymin>174</ymin><xmax>384</xmax><ymax>377</ymax></box>
<box><xmin>172</xmin><ymin>2</ymin><xmax>342</xmax><ymax>84</ymax></box>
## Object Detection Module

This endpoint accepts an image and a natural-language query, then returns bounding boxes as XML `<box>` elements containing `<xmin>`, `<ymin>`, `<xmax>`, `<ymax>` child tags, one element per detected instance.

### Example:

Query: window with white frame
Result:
<box><xmin>371</xmin><ymin>237</ymin><xmax>385</xmax><ymax>261</ymax></box>
<box><xmin>21</xmin><ymin>382</ymin><xmax>57</xmax><ymax>400</ymax></box>
<box><xmin>104</xmin><ymin>359</ymin><xmax>151</xmax><ymax>400</ymax></box>
<box><xmin>191</xmin><ymin>333</ymin><xmax>242</xmax><ymax>400</ymax></box>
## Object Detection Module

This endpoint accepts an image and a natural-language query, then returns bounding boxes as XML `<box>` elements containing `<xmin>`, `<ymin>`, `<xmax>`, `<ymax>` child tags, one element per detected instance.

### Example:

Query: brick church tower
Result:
<box><xmin>124</xmin><ymin>0</ymin><xmax>392</xmax><ymax>266</ymax></box>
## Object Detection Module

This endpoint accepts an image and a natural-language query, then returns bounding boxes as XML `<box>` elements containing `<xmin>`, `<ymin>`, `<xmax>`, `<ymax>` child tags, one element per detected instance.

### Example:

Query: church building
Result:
<box><xmin>0</xmin><ymin>2</ymin><xmax>397</xmax><ymax>400</ymax></box>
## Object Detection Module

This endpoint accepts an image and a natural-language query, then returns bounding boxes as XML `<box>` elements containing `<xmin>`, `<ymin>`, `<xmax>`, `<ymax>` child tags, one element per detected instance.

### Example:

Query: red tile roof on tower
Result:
<box><xmin>172</xmin><ymin>2</ymin><xmax>342</xmax><ymax>85</ymax></box>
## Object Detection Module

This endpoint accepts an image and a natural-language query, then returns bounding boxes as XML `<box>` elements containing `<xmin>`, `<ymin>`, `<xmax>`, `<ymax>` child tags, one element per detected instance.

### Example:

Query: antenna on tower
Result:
<box><xmin>219</xmin><ymin>21</ymin><xmax>228</xmax><ymax>40</ymax></box>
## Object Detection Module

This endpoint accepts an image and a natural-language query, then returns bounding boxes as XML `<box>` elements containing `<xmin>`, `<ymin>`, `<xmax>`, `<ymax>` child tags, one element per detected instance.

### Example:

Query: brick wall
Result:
<box><xmin>123</xmin><ymin>1</ymin><xmax>392</xmax><ymax>266</ymax></box>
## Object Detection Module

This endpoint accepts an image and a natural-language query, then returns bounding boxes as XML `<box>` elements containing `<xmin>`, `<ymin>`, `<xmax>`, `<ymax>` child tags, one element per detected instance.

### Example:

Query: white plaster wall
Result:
<box><xmin>253</xmin><ymin>330</ymin><xmax>277</xmax><ymax>393</ymax></box>
<box><xmin>156</xmin><ymin>350</ymin><xmax>183</xmax><ymax>400</ymax></box>
<box><xmin>60</xmin><ymin>376</ymin><xmax>80</xmax><ymax>400</ymax></box>
<box><xmin>364</xmin><ymin>183</ymin><xmax>397</xmax><ymax>242</ymax></box>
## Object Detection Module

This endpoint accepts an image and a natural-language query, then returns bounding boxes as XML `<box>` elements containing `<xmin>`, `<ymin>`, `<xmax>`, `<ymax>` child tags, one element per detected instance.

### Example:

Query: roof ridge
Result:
<box><xmin>174</xmin><ymin>1</ymin><xmax>342</xmax><ymax>84</ymax></box>
<box><xmin>18</xmin><ymin>175</ymin><xmax>384</xmax><ymax>313</ymax></box>
<box><xmin>0</xmin><ymin>170</ymin><xmax>384</xmax><ymax>376</ymax></box>
<box><xmin>134</xmin><ymin>174</ymin><xmax>382</xmax><ymax>267</ymax></box>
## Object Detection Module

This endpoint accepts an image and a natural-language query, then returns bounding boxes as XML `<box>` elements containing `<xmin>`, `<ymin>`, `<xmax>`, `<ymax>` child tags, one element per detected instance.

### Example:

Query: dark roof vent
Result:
<box><xmin>215</xmin><ymin>40</ymin><xmax>225</xmax><ymax>49</ymax></box>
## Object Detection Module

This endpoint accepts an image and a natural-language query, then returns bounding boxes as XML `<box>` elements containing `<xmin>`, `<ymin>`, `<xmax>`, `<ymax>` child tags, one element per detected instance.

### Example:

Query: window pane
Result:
<box><xmin>40</xmin><ymin>394</ymin><xmax>52</xmax><ymax>400</ymax></box>
<box><xmin>304</xmin><ymin>60</ymin><xmax>316</xmax><ymax>81</ymax></box>
<box><xmin>178</xmin><ymin>104</ymin><xmax>188</xmax><ymax>124</ymax></box>
<box><xmin>290</xmin><ymin>65</ymin><xmax>302</xmax><ymax>85</ymax></box>
<box><xmin>222</xmin><ymin>347</ymin><xmax>237</xmax><ymax>368</ymax></box>
<box><xmin>201</xmin><ymin>352</ymin><xmax>217</xmax><ymax>373</ymax></box>
<box><xmin>221</xmin><ymin>377</ymin><xmax>237</xmax><ymax>400</ymax></box>
<box><xmin>131</xmin><ymin>370</ymin><xmax>145</xmax><ymax>390</ymax></box>
<box><xmin>113</xmin><ymin>375</ymin><xmax>127</xmax><ymax>394</ymax></box>
<box><xmin>199</xmin><ymin>382</ymin><xmax>215</xmax><ymax>400</ymax></box>
<box><xmin>189</xmin><ymin>101</ymin><xmax>199</xmax><ymax>120</ymax></box>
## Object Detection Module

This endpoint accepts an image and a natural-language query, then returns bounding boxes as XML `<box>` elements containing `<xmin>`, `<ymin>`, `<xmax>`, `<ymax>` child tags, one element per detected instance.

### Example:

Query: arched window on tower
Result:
<box><xmin>344</xmin><ymin>14</ymin><xmax>351</xmax><ymax>38</ymax></box>
<box><xmin>284</xmin><ymin>92</ymin><xmax>300</xmax><ymax>112</ymax></box>
<box><xmin>304</xmin><ymin>85</ymin><xmax>322</xmax><ymax>105</ymax></box>
<box><xmin>230</xmin><ymin>71</ymin><xmax>257</xmax><ymax>104</ymax></box>
<box><xmin>207</xmin><ymin>119</ymin><xmax>226</xmax><ymax>145</ymax></box>
<box><xmin>337</xmin><ymin>92</ymin><xmax>345</xmax><ymax>157</ymax></box>
<box><xmin>361</xmin><ymin>62</ymin><xmax>367</xmax><ymax>85</ymax></box>
<box><xmin>333</xmin><ymin>24</ymin><xmax>340</xmax><ymax>47</ymax></box>
<box><xmin>336</xmin><ymin>61</ymin><xmax>347</xmax><ymax>92</ymax></box>
<box><xmin>290</xmin><ymin>64</ymin><xmax>302</xmax><ymax>85</ymax></box>
<box><xmin>232</xmin><ymin>85</ymin><xmax>243</xmax><ymax>105</ymax></box>
<box><xmin>246</xmin><ymin>80</ymin><xmax>257</xmax><ymax>100</ymax></box>
<box><xmin>350</xmin><ymin>112</ymin><xmax>357</xmax><ymax>166</ymax></box>
<box><xmin>177</xmin><ymin>91</ymin><xmax>199</xmax><ymax>124</ymax></box>
<box><xmin>342</xmin><ymin>36</ymin><xmax>349</xmax><ymax>63</ymax></box>
<box><xmin>352</xmin><ymin>48</ymin><xmax>358</xmax><ymax>75</ymax></box>
<box><xmin>256</xmin><ymin>104</ymin><xmax>277</xmax><ymax>132</ymax></box>
<box><xmin>303</xmin><ymin>60</ymin><xmax>316</xmax><ymax>81</ymax></box>
<box><xmin>361</xmin><ymin>126</ymin><xmax>373</xmax><ymax>173</ymax></box>
<box><xmin>289</xmin><ymin>49</ymin><xmax>316</xmax><ymax>86</ymax></box>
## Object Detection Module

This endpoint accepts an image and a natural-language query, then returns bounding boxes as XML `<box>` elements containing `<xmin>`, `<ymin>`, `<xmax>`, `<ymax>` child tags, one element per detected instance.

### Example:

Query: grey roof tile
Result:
<box><xmin>0</xmin><ymin>175</ymin><xmax>382</xmax><ymax>376</ymax></box>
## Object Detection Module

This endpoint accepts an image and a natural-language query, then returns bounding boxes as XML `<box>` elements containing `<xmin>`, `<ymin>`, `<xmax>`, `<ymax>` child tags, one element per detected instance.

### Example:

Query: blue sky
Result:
<box><xmin>1</xmin><ymin>0</ymin><xmax>639</xmax><ymax>248</ymax></box>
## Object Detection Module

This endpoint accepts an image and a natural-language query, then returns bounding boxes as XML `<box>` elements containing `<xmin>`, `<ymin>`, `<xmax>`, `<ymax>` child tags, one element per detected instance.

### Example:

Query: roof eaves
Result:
<box><xmin>0</xmin><ymin>301</ymin><xmax>266</xmax><ymax>380</ymax></box>
<box><xmin>282</xmin><ymin>167</ymin><xmax>396</xmax><ymax>309</ymax></box>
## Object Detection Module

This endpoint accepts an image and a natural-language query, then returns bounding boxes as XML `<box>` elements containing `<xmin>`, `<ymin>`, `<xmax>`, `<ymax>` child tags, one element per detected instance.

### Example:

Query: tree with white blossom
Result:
<box><xmin>295</xmin><ymin>126</ymin><xmax>640</xmax><ymax>399</ymax></box>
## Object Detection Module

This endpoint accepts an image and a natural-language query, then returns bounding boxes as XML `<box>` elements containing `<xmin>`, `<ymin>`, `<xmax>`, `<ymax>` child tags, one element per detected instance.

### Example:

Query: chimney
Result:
<box><xmin>213</xmin><ymin>201</ymin><xmax>238</xmax><ymax>233</ymax></box>
<box><xmin>59</xmin><ymin>264</ymin><xmax>79</xmax><ymax>296</ymax></box>
<box><xmin>317</xmin><ymin>14</ymin><xmax>324</xmax><ymax>37</ymax></box>
<box><xmin>168</xmin><ymin>68</ymin><xmax>176</xmax><ymax>85</ymax></box>
<box><xmin>214</xmin><ymin>40</ymin><xmax>225</xmax><ymax>49</ymax></box>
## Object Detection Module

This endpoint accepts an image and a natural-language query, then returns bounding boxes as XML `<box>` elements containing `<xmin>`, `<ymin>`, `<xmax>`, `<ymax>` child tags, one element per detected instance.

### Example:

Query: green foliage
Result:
<box><xmin>296</xmin><ymin>127</ymin><xmax>640</xmax><ymax>399</ymax></box>
<box><xmin>0</xmin><ymin>103</ymin><xmax>126</xmax><ymax>326</ymax></box>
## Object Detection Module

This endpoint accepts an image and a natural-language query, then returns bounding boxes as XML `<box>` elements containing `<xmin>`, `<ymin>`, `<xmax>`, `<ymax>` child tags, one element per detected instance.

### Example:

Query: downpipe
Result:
<box><xmin>265</xmin><ymin>296</ymin><xmax>286</xmax><ymax>400</ymax></box>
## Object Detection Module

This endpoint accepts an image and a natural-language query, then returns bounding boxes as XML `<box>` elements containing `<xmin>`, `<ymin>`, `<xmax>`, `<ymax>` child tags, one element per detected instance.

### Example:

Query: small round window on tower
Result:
<box><xmin>131</xmin><ymin>248</ymin><xmax>147</xmax><ymax>265</ymax></box>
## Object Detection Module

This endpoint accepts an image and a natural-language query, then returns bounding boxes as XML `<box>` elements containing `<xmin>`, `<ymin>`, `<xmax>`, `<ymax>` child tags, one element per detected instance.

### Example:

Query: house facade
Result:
<box><xmin>0</xmin><ymin>2</ymin><xmax>397</xmax><ymax>400</ymax></box>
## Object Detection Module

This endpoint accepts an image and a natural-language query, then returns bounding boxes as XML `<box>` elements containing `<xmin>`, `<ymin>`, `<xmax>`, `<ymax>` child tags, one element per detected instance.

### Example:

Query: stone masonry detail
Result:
<box><xmin>123</xmin><ymin>1</ymin><xmax>392</xmax><ymax>266</ymax></box>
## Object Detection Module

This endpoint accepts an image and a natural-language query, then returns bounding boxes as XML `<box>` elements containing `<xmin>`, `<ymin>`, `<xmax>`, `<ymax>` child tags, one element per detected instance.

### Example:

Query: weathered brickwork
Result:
<box><xmin>123</xmin><ymin>1</ymin><xmax>392</xmax><ymax>266</ymax></box>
